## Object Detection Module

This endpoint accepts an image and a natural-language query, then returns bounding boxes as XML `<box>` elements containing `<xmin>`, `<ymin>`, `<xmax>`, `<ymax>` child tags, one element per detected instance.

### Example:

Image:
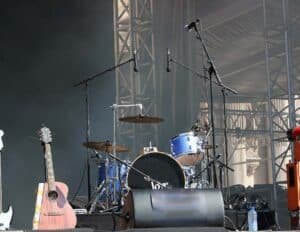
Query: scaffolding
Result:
<box><xmin>113</xmin><ymin>0</ymin><xmax>157</xmax><ymax>157</ymax></box>
<box><xmin>113</xmin><ymin>0</ymin><xmax>300</xmax><ymax>228</ymax></box>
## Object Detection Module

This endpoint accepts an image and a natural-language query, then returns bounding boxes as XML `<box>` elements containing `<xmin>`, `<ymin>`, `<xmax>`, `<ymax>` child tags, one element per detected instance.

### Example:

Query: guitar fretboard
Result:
<box><xmin>44</xmin><ymin>144</ymin><xmax>56</xmax><ymax>193</ymax></box>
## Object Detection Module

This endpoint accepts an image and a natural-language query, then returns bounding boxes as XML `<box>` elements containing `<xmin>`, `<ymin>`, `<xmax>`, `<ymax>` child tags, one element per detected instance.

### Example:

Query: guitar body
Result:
<box><xmin>0</xmin><ymin>206</ymin><xmax>13</xmax><ymax>230</ymax></box>
<box><xmin>0</xmin><ymin>130</ymin><xmax>13</xmax><ymax>230</ymax></box>
<box><xmin>38</xmin><ymin>181</ymin><xmax>77</xmax><ymax>230</ymax></box>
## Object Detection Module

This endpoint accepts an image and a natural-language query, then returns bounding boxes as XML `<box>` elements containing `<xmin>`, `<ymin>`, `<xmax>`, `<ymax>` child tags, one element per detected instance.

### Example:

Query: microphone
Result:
<box><xmin>166</xmin><ymin>48</ymin><xmax>171</xmax><ymax>72</ymax></box>
<box><xmin>184</xmin><ymin>19</ymin><xmax>200</xmax><ymax>32</ymax></box>
<box><xmin>133</xmin><ymin>50</ymin><xmax>138</xmax><ymax>72</ymax></box>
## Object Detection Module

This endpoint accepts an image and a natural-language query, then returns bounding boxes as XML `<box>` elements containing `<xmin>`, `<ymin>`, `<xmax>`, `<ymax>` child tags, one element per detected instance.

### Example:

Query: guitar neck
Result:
<box><xmin>44</xmin><ymin>144</ymin><xmax>56</xmax><ymax>193</ymax></box>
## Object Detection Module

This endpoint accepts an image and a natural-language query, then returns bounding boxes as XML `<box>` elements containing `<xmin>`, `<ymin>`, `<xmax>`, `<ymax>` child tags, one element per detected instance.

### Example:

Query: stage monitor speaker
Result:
<box><xmin>119</xmin><ymin>189</ymin><xmax>224</xmax><ymax>229</ymax></box>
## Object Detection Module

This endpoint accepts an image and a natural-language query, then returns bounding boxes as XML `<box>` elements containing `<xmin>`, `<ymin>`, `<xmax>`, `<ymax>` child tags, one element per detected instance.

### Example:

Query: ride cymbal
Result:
<box><xmin>119</xmin><ymin>114</ymin><xmax>164</xmax><ymax>123</ymax></box>
<box><xmin>83</xmin><ymin>141</ymin><xmax>129</xmax><ymax>153</ymax></box>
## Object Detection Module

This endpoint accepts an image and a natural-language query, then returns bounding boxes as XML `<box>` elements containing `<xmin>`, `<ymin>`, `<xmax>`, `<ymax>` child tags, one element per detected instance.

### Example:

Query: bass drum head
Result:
<box><xmin>127</xmin><ymin>152</ymin><xmax>185</xmax><ymax>189</ymax></box>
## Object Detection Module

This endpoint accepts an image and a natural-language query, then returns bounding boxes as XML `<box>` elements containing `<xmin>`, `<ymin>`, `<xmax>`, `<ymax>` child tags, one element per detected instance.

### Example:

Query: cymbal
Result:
<box><xmin>119</xmin><ymin>114</ymin><xmax>164</xmax><ymax>123</ymax></box>
<box><xmin>83</xmin><ymin>141</ymin><xmax>129</xmax><ymax>153</ymax></box>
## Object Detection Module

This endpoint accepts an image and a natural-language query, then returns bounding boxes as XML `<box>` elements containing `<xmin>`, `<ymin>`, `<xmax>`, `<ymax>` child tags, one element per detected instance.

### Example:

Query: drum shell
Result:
<box><xmin>126</xmin><ymin>152</ymin><xmax>185</xmax><ymax>189</ymax></box>
<box><xmin>170</xmin><ymin>132</ymin><xmax>205</xmax><ymax>166</ymax></box>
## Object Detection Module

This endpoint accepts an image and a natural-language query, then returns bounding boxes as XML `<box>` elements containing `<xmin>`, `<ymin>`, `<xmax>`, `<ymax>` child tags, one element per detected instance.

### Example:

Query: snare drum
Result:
<box><xmin>170</xmin><ymin>132</ymin><xmax>205</xmax><ymax>166</ymax></box>
<box><xmin>126</xmin><ymin>152</ymin><xmax>185</xmax><ymax>189</ymax></box>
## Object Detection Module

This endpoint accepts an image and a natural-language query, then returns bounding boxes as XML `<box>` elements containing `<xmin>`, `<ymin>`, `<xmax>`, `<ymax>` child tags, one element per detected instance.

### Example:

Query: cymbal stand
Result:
<box><xmin>73</xmin><ymin>56</ymin><xmax>136</xmax><ymax>202</ymax></box>
<box><xmin>109</xmin><ymin>103</ymin><xmax>143</xmax><ymax>207</ymax></box>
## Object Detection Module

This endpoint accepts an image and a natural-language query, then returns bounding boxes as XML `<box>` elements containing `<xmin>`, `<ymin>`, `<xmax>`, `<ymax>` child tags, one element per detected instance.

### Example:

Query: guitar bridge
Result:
<box><xmin>44</xmin><ymin>211</ymin><xmax>64</xmax><ymax>216</ymax></box>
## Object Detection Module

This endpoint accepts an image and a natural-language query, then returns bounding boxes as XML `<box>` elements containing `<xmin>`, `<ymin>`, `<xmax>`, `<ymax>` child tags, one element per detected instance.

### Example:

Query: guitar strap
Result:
<box><xmin>32</xmin><ymin>183</ymin><xmax>44</xmax><ymax>230</ymax></box>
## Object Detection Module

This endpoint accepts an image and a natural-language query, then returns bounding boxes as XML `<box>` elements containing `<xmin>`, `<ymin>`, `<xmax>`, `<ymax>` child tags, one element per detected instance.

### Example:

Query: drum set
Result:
<box><xmin>83</xmin><ymin>103</ymin><xmax>215</xmax><ymax>213</ymax></box>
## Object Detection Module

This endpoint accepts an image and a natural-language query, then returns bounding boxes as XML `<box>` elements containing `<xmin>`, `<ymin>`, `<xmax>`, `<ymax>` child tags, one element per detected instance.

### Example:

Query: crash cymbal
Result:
<box><xmin>83</xmin><ymin>141</ymin><xmax>129</xmax><ymax>153</ymax></box>
<box><xmin>119</xmin><ymin>114</ymin><xmax>164</xmax><ymax>123</ymax></box>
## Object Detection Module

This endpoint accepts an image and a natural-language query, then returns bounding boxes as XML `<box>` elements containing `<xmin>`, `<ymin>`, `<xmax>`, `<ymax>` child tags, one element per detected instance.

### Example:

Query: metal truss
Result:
<box><xmin>113</xmin><ymin>0</ymin><xmax>157</xmax><ymax>157</ymax></box>
<box><xmin>263</xmin><ymin>0</ymin><xmax>300</xmax><ymax>226</ymax></box>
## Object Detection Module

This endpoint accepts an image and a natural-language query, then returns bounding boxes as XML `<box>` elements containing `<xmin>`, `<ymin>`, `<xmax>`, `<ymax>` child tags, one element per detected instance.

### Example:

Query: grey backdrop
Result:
<box><xmin>0</xmin><ymin>0</ymin><xmax>115</xmax><ymax>228</ymax></box>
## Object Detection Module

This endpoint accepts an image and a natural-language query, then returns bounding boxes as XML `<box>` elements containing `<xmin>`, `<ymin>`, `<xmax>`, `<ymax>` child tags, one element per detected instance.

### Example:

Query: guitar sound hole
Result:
<box><xmin>48</xmin><ymin>190</ymin><xmax>58</xmax><ymax>200</ymax></box>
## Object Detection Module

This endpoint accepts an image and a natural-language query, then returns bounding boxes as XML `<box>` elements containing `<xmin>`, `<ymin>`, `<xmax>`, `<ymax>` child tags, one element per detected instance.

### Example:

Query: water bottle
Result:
<box><xmin>248</xmin><ymin>206</ymin><xmax>258</xmax><ymax>231</ymax></box>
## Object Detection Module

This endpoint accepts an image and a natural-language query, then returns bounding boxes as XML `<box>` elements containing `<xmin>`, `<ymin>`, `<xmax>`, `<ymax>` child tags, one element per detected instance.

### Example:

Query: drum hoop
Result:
<box><xmin>170</xmin><ymin>131</ymin><xmax>197</xmax><ymax>140</ymax></box>
<box><xmin>126</xmin><ymin>151</ymin><xmax>185</xmax><ymax>189</ymax></box>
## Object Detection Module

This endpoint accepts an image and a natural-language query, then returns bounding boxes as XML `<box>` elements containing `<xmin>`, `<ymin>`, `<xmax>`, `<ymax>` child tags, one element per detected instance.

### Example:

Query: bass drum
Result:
<box><xmin>127</xmin><ymin>152</ymin><xmax>185</xmax><ymax>189</ymax></box>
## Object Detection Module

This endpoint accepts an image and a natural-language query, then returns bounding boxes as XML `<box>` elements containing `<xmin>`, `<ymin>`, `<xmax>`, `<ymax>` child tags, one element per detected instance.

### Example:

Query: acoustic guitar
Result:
<box><xmin>0</xmin><ymin>130</ymin><xmax>13</xmax><ymax>230</ymax></box>
<box><xmin>33</xmin><ymin>126</ymin><xmax>76</xmax><ymax>230</ymax></box>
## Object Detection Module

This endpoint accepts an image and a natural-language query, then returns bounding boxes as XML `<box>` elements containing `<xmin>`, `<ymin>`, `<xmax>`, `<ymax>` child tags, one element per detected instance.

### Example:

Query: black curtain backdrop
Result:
<box><xmin>0</xmin><ymin>0</ymin><xmax>114</xmax><ymax>228</ymax></box>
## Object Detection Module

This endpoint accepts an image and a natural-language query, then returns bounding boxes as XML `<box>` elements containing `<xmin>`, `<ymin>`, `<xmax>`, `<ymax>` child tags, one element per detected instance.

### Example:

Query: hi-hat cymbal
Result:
<box><xmin>83</xmin><ymin>141</ymin><xmax>129</xmax><ymax>153</ymax></box>
<box><xmin>119</xmin><ymin>114</ymin><xmax>164</xmax><ymax>123</ymax></box>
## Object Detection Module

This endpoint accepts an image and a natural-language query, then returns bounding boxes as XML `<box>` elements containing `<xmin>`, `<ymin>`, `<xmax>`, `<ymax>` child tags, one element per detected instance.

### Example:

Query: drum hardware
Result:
<box><xmin>74</xmin><ymin>54</ymin><xmax>138</xmax><ymax>202</ymax></box>
<box><xmin>139</xmin><ymin>141</ymin><xmax>158</xmax><ymax>155</ymax></box>
<box><xmin>182</xmin><ymin>166</ymin><xmax>196</xmax><ymax>188</ymax></box>
<box><xmin>191</xmin><ymin>154</ymin><xmax>234</xmax><ymax>190</ymax></box>
<box><xmin>85</xmin><ymin>150</ymin><xmax>129</xmax><ymax>214</ymax></box>
<box><xmin>139</xmin><ymin>146</ymin><xmax>158</xmax><ymax>155</ymax></box>
<box><xmin>191</xmin><ymin>154</ymin><xmax>221</xmax><ymax>184</ymax></box>
<box><xmin>204</xmin><ymin>144</ymin><xmax>217</xmax><ymax>149</ymax></box>
<box><xmin>87</xmin><ymin>180</ymin><xmax>106</xmax><ymax>214</ymax></box>
<box><xmin>87</xmin><ymin>103</ymin><xmax>167</xmax><ymax>213</ymax></box>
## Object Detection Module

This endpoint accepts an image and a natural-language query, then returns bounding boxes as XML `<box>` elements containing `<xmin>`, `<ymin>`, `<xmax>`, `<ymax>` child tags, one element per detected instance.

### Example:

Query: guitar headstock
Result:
<box><xmin>39</xmin><ymin>126</ymin><xmax>52</xmax><ymax>144</ymax></box>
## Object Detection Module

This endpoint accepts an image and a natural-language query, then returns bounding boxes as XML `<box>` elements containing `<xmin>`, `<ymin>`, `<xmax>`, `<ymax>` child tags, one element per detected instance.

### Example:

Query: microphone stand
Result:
<box><xmin>169</xmin><ymin>55</ymin><xmax>236</xmax><ymax>189</ymax></box>
<box><xmin>192</xmin><ymin>154</ymin><xmax>221</xmax><ymax>181</ymax></box>
<box><xmin>73</xmin><ymin>57</ymin><xmax>136</xmax><ymax>202</ymax></box>
<box><xmin>216</xmin><ymin>158</ymin><xmax>234</xmax><ymax>190</ymax></box>
<box><xmin>191</xmin><ymin>23</ymin><xmax>237</xmax><ymax>189</ymax></box>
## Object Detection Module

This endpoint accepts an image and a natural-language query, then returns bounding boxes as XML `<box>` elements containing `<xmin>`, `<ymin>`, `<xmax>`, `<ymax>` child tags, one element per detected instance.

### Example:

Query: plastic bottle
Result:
<box><xmin>248</xmin><ymin>206</ymin><xmax>258</xmax><ymax>231</ymax></box>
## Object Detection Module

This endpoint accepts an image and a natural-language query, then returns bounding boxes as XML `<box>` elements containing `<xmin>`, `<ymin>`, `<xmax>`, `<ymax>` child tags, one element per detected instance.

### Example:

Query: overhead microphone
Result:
<box><xmin>184</xmin><ymin>19</ymin><xmax>200</xmax><ymax>32</ymax></box>
<box><xmin>133</xmin><ymin>49</ymin><xmax>138</xmax><ymax>72</ymax></box>
<box><xmin>166</xmin><ymin>48</ymin><xmax>171</xmax><ymax>72</ymax></box>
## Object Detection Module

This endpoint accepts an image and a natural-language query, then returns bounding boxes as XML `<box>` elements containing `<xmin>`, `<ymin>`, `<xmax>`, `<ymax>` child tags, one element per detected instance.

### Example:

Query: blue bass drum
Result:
<box><xmin>170</xmin><ymin>132</ymin><xmax>205</xmax><ymax>166</ymax></box>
